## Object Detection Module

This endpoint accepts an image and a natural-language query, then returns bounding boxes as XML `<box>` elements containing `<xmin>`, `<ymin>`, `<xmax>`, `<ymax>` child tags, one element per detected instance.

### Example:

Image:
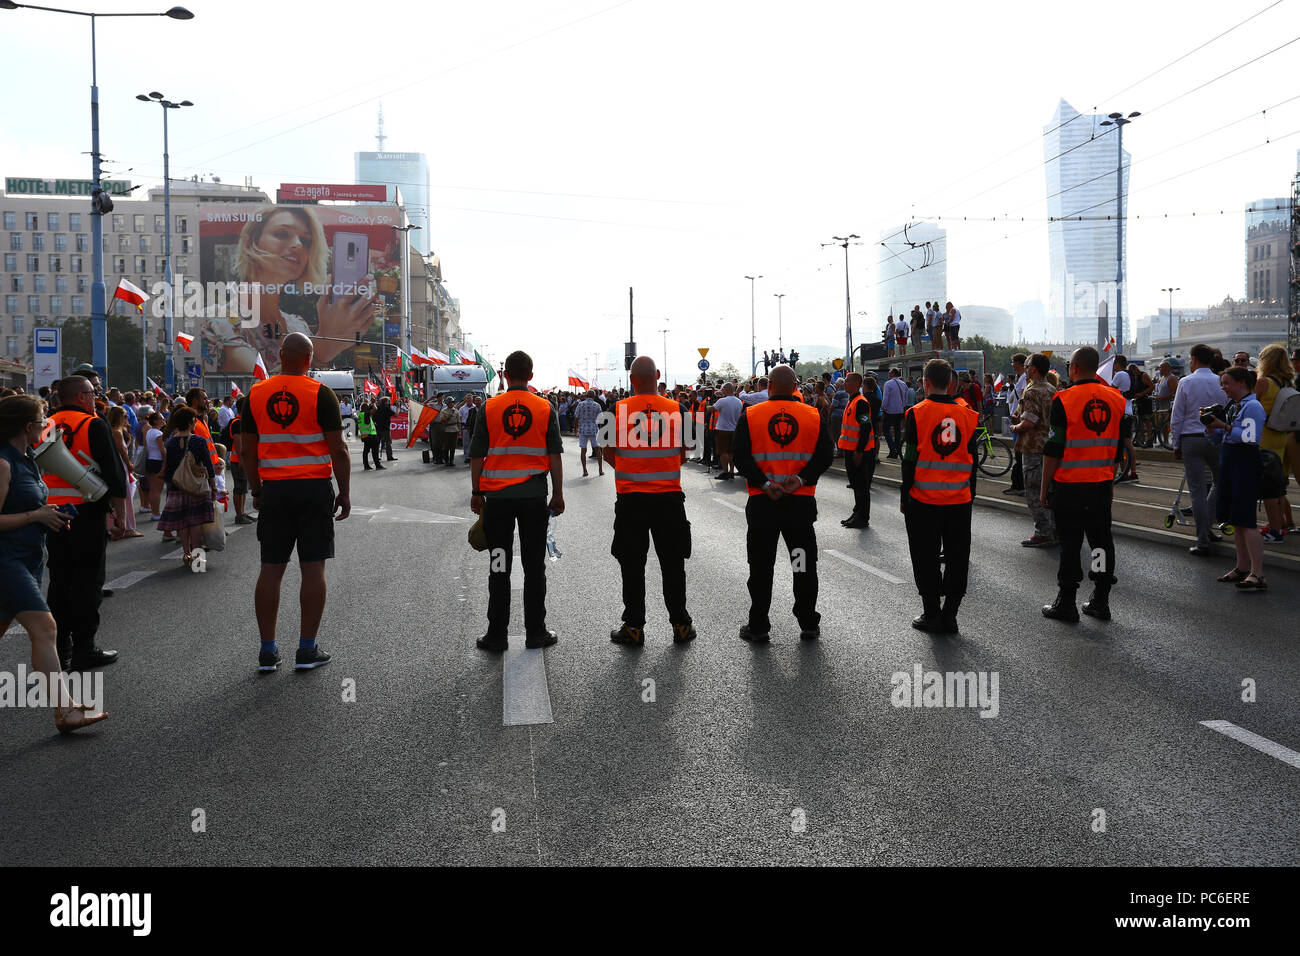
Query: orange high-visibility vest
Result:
<box><xmin>708</xmin><ymin>405</ymin><xmax>719</xmax><ymax>430</ymax></box>
<box><xmin>1053</xmin><ymin>380</ymin><xmax>1126</xmax><ymax>483</ymax></box>
<box><xmin>481</xmin><ymin>390</ymin><xmax>553</xmax><ymax>491</ymax></box>
<box><xmin>745</xmin><ymin>399</ymin><xmax>821</xmax><ymax>497</ymax></box>
<box><xmin>908</xmin><ymin>398</ymin><xmax>978</xmax><ymax>505</ymax></box>
<box><xmin>228</xmin><ymin>415</ymin><xmax>241</xmax><ymax>464</ymax></box>
<box><xmin>837</xmin><ymin>393</ymin><xmax>876</xmax><ymax>452</ymax></box>
<box><xmin>612</xmin><ymin>394</ymin><xmax>683</xmax><ymax>494</ymax></box>
<box><xmin>248</xmin><ymin>374</ymin><xmax>333</xmax><ymax>481</ymax></box>
<box><xmin>40</xmin><ymin>408</ymin><xmax>96</xmax><ymax>506</ymax></box>
<box><xmin>694</xmin><ymin>397</ymin><xmax>706</xmax><ymax>429</ymax></box>
<box><xmin>193</xmin><ymin>415</ymin><xmax>220</xmax><ymax>467</ymax></box>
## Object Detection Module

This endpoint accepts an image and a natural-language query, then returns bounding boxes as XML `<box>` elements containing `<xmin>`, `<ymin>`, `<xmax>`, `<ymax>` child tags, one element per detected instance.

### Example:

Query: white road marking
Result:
<box><xmin>1200</xmin><ymin>720</ymin><xmax>1300</xmax><ymax>770</ymax></box>
<box><xmin>160</xmin><ymin>548</ymin><xmax>185</xmax><ymax>561</ymax></box>
<box><xmin>712</xmin><ymin>496</ymin><xmax>746</xmax><ymax>513</ymax></box>
<box><xmin>824</xmin><ymin>548</ymin><xmax>906</xmax><ymax>585</ymax></box>
<box><xmin>503</xmin><ymin>644</ymin><xmax>554</xmax><ymax>726</ymax></box>
<box><xmin>368</xmin><ymin>504</ymin><xmax>470</xmax><ymax>524</ymax></box>
<box><xmin>104</xmin><ymin>570</ymin><xmax>155</xmax><ymax>591</ymax></box>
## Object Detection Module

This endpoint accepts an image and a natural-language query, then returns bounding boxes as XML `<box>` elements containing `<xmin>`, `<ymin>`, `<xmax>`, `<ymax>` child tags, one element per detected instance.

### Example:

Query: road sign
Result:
<box><xmin>186</xmin><ymin>363</ymin><xmax>201</xmax><ymax>381</ymax></box>
<box><xmin>32</xmin><ymin>328</ymin><xmax>60</xmax><ymax>390</ymax></box>
<box><xmin>698</xmin><ymin>348</ymin><xmax>709</xmax><ymax>358</ymax></box>
<box><xmin>697</xmin><ymin>359</ymin><xmax>710</xmax><ymax>371</ymax></box>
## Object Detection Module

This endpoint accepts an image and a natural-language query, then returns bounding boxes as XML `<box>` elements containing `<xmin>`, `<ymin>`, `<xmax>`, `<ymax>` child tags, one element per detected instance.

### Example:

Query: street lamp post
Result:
<box><xmin>773</xmin><ymin>293</ymin><xmax>785</xmax><ymax>356</ymax></box>
<box><xmin>658</xmin><ymin>324</ymin><xmax>669</xmax><ymax>383</ymax></box>
<box><xmin>1</xmin><ymin>3</ymin><xmax>194</xmax><ymax>384</ymax></box>
<box><xmin>823</xmin><ymin>235</ymin><xmax>861</xmax><ymax>371</ymax></box>
<box><xmin>1100</xmin><ymin>111</ymin><xmax>1139</xmax><ymax>351</ymax></box>
<box><xmin>392</xmin><ymin>224</ymin><xmax>420</xmax><ymax>360</ymax></box>
<box><xmin>137</xmin><ymin>91</ymin><xmax>191</xmax><ymax>390</ymax></box>
<box><xmin>744</xmin><ymin>275</ymin><xmax>761</xmax><ymax>375</ymax></box>
<box><xmin>1161</xmin><ymin>286</ymin><xmax>1180</xmax><ymax>355</ymax></box>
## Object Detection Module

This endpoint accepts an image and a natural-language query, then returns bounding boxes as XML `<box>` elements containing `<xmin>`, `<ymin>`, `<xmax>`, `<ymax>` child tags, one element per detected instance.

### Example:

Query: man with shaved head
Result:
<box><xmin>732</xmin><ymin>364</ymin><xmax>835</xmax><ymax>642</ymax></box>
<box><xmin>240</xmin><ymin>331</ymin><xmax>351</xmax><ymax>673</ymax></box>
<box><xmin>606</xmin><ymin>355</ymin><xmax>694</xmax><ymax>645</ymax></box>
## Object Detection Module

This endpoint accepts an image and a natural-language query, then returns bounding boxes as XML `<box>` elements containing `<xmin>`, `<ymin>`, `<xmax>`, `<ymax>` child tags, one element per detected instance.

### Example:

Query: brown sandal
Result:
<box><xmin>1216</xmin><ymin>568</ymin><xmax>1248</xmax><ymax>583</ymax></box>
<box><xmin>1235</xmin><ymin>573</ymin><xmax>1267</xmax><ymax>590</ymax></box>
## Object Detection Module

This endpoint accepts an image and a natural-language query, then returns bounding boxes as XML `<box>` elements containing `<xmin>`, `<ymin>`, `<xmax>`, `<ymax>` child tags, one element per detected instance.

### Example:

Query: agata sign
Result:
<box><xmin>277</xmin><ymin>183</ymin><xmax>388</xmax><ymax>203</ymax></box>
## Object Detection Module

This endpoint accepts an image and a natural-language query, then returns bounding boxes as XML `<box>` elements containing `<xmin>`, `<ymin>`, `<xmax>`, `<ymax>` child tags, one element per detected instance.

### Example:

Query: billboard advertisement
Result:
<box><xmin>196</xmin><ymin>202</ymin><xmax>407</xmax><ymax>377</ymax></box>
<box><xmin>277</xmin><ymin>183</ymin><xmax>388</xmax><ymax>203</ymax></box>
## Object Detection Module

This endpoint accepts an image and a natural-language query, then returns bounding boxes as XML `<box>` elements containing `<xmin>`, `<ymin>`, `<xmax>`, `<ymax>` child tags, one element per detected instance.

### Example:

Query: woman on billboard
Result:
<box><xmin>202</xmin><ymin>205</ymin><xmax>379</xmax><ymax>375</ymax></box>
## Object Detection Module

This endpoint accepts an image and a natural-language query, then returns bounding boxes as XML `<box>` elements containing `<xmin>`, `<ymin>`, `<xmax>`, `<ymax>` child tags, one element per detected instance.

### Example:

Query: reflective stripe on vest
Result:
<box><xmin>908</xmin><ymin>399</ymin><xmax>978</xmax><ymax>505</ymax></box>
<box><xmin>744</xmin><ymin>399</ymin><xmax>821</xmax><ymax>497</ymax></box>
<box><xmin>40</xmin><ymin>408</ymin><xmax>96</xmax><ymax>505</ymax></box>
<box><xmin>1055</xmin><ymin>381</ymin><xmax>1126</xmax><ymax>482</ymax></box>
<box><xmin>481</xmin><ymin>391</ymin><xmax>553</xmax><ymax>491</ymax></box>
<box><xmin>838</xmin><ymin>394</ymin><xmax>875</xmax><ymax>451</ymax></box>
<box><xmin>229</xmin><ymin>415</ymin><xmax>241</xmax><ymax>464</ymax></box>
<box><xmin>248</xmin><ymin>374</ymin><xmax>333</xmax><ymax>481</ymax></box>
<box><xmin>193</xmin><ymin>417</ymin><xmax>220</xmax><ymax>467</ymax></box>
<box><xmin>613</xmin><ymin>394</ymin><xmax>683</xmax><ymax>494</ymax></box>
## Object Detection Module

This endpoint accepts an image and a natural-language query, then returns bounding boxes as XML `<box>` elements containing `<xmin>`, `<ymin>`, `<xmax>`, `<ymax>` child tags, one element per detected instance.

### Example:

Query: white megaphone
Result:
<box><xmin>32</xmin><ymin>424</ymin><xmax>108</xmax><ymax>504</ymax></box>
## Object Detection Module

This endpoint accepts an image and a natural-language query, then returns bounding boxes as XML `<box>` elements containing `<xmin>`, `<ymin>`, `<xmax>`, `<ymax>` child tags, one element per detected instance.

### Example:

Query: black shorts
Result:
<box><xmin>256</xmin><ymin>478</ymin><xmax>336</xmax><ymax>564</ymax></box>
<box><xmin>228</xmin><ymin>461</ymin><xmax>249</xmax><ymax>495</ymax></box>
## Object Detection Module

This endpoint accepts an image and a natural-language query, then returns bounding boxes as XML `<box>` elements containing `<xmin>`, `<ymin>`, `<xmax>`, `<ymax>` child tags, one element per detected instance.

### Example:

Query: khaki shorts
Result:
<box><xmin>715</xmin><ymin>430</ymin><xmax>734</xmax><ymax>456</ymax></box>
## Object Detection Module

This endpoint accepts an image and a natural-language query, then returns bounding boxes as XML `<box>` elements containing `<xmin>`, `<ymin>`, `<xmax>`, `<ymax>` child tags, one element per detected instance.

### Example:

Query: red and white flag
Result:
<box><xmin>148</xmin><ymin>377</ymin><xmax>166</xmax><ymax>397</ymax></box>
<box><xmin>409</xmin><ymin>347</ymin><xmax>432</xmax><ymax>366</ymax></box>
<box><xmin>363</xmin><ymin>378</ymin><xmax>379</xmax><ymax>396</ymax></box>
<box><xmin>425</xmin><ymin>349</ymin><xmax>449</xmax><ymax>365</ymax></box>
<box><xmin>1103</xmin><ymin>336</ymin><xmax>1116</xmax><ymax>353</ymax></box>
<box><xmin>253</xmin><ymin>353</ymin><xmax>269</xmax><ymax>381</ymax></box>
<box><xmin>113</xmin><ymin>277</ymin><xmax>149</xmax><ymax>309</ymax></box>
<box><xmin>993</xmin><ymin>373</ymin><xmax>1004</xmax><ymax>393</ymax></box>
<box><xmin>231</xmin><ymin>383</ymin><xmax>242</xmax><ymax>400</ymax></box>
<box><xmin>176</xmin><ymin>331</ymin><xmax>195</xmax><ymax>353</ymax></box>
<box><xmin>567</xmin><ymin>368</ymin><xmax>590</xmax><ymax>390</ymax></box>
<box><xmin>382</xmin><ymin>368</ymin><xmax>395</xmax><ymax>399</ymax></box>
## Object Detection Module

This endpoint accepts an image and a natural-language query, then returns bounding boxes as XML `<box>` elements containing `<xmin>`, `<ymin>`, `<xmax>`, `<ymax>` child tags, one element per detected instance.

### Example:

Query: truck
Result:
<box><xmin>309</xmin><ymin>369</ymin><xmax>357</xmax><ymax>437</ymax></box>
<box><xmin>424</xmin><ymin>364</ymin><xmax>489</xmax><ymax>403</ymax></box>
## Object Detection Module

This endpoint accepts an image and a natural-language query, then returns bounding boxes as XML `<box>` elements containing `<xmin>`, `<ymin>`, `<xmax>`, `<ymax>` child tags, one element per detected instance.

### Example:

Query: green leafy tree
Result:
<box><xmin>61</xmin><ymin>315</ymin><xmax>167</xmax><ymax>390</ymax></box>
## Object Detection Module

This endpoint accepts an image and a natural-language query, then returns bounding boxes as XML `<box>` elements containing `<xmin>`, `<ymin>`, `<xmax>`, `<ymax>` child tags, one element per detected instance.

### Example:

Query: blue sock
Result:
<box><xmin>261</xmin><ymin>640</ymin><xmax>277</xmax><ymax>655</ymax></box>
<box><xmin>299</xmin><ymin>636</ymin><xmax>316</xmax><ymax>651</ymax></box>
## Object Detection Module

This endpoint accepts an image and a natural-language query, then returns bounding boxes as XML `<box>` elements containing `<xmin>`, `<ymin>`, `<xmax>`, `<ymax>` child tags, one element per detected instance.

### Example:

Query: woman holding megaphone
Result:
<box><xmin>0</xmin><ymin>396</ymin><xmax>109</xmax><ymax>734</ymax></box>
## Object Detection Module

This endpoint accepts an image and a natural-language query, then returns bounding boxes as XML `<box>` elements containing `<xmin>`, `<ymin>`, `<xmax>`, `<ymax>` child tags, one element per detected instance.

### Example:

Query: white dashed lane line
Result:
<box><xmin>104</xmin><ymin>570</ymin><xmax>155</xmax><ymax>590</ymax></box>
<box><xmin>1200</xmin><ymin>720</ymin><xmax>1300</xmax><ymax>771</ymax></box>
<box><xmin>712</xmin><ymin>496</ymin><xmax>746</xmax><ymax>514</ymax></box>
<box><xmin>503</xmin><ymin>645</ymin><xmax>554</xmax><ymax>726</ymax></box>
<box><xmin>823</xmin><ymin>548</ymin><xmax>906</xmax><ymax>585</ymax></box>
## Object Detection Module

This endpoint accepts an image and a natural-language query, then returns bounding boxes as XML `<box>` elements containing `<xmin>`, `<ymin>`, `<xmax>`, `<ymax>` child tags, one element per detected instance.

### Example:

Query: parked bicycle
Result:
<box><xmin>974</xmin><ymin>423</ymin><xmax>1013</xmax><ymax>477</ymax></box>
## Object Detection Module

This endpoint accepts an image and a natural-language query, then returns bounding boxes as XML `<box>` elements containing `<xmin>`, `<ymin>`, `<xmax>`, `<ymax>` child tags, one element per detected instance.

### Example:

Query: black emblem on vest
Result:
<box><xmin>266</xmin><ymin>388</ymin><xmax>300</xmax><ymax>428</ymax></box>
<box><xmin>768</xmin><ymin>410</ymin><xmax>799</xmax><ymax>446</ymax></box>
<box><xmin>930</xmin><ymin>419</ymin><xmax>961</xmax><ymax>458</ymax></box>
<box><xmin>1082</xmin><ymin>397</ymin><xmax>1112</xmax><ymax>436</ymax></box>
<box><xmin>503</xmin><ymin>400</ymin><xmax>533</xmax><ymax>439</ymax></box>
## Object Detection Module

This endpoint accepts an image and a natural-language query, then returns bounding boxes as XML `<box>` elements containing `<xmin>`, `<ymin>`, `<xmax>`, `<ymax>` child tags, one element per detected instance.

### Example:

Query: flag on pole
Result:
<box><xmin>475</xmin><ymin>349</ymin><xmax>495</xmax><ymax>382</ymax></box>
<box><xmin>567</xmin><ymin>368</ymin><xmax>590</xmax><ymax>389</ymax></box>
<box><xmin>397</xmin><ymin>350</ymin><xmax>415</xmax><ymax>399</ymax></box>
<box><xmin>231</xmin><ymin>383</ymin><xmax>242</xmax><ymax>400</ymax></box>
<box><xmin>410</xmin><ymin>347</ymin><xmax>433</xmax><ymax>366</ymax></box>
<box><xmin>176</xmin><ymin>331</ymin><xmax>194</xmax><ymax>353</ymax></box>
<box><xmin>148</xmin><ymin>377</ymin><xmax>165</xmax><ymax>397</ymax></box>
<box><xmin>425</xmin><ymin>349</ymin><xmax>449</xmax><ymax>365</ymax></box>
<box><xmin>363</xmin><ymin>378</ymin><xmax>379</xmax><ymax>396</ymax></box>
<box><xmin>1103</xmin><ymin>336</ymin><xmax>1116</xmax><ymax>353</ymax></box>
<box><xmin>113</xmin><ymin>277</ymin><xmax>149</xmax><ymax>309</ymax></box>
<box><xmin>448</xmin><ymin>348</ymin><xmax>462</xmax><ymax>365</ymax></box>
<box><xmin>407</xmin><ymin>399</ymin><xmax>439</xmax><ymax>447</ymax></box>
<box><xmin>382</xmin><ymin>368</ymin><xmax>395</xmax><ymax>401</ymax></box>
<box><xmin>253</xmin><ymin>353</ymin><xmax>269</xmax><ymax>381</ymax></box>
<box><xmin>993</xmin><ymin>373</ymin><xmax>1005</xmax><ymax>393</ymax></box>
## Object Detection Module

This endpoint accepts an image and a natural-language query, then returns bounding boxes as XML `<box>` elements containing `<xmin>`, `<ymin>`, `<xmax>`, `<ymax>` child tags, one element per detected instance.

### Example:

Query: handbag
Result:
<box><xmin>172</xmin><ymin>439</ymin><xmax>210</xmax><ymax>496</ymax></box>
<box><xmin>467</xmin><ymin>510</ymin><xmax>488</xmax><ymax>551</ymax></box>
<box><xmin>201</xmin><ymin>499</ymin><xmax>226</xmax><ymax>551</ymax></box>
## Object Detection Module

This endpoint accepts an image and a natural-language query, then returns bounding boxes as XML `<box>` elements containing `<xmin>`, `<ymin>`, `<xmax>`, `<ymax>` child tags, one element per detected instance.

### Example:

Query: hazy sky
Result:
<box><xmin>3</xmin><ymin>0</ymin><xmax>1297</xmax><ymax>386</ymax></box>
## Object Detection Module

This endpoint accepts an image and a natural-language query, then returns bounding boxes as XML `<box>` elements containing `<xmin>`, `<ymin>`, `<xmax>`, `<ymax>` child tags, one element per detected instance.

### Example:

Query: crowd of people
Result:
<box><xmin>883</xmin><ymin>301</ymin><xmax>964</xmax><ymax>356</ymax></box>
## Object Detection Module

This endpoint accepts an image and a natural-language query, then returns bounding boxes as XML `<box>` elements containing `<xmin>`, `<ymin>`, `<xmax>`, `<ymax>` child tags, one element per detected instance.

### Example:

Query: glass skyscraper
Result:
<box><xmin>1044</xmin><ymin>99</ymin><xmax>1129</xmax><ymax>344</ymax></box>
<box><xmin>355</xmin><ymin>151</ymin><xmax>431</xmax><ymax>256</ymax></box>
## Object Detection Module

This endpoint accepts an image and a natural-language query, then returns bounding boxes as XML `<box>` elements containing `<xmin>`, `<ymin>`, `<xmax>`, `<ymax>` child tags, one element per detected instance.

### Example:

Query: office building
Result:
<box><xmin>1044</xmin><ymin>99</ymin><xmax>1129</xmax><ymax>344</ymax></box>
<box><xmin>355</xmin><ymin>151</ymin><xmax>430</xmax><ymax>256</ymax></box>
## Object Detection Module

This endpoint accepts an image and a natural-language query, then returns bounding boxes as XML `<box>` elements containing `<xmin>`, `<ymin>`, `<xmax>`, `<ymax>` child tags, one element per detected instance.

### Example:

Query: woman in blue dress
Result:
<box><xmin>0</xmin><ymin>396</ymin><xmax>110</xmax><ymax>733</ymax></box>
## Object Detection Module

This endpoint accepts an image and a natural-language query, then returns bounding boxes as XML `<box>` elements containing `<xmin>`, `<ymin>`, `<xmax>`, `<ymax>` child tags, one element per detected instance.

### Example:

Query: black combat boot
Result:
<box><xmin>1081</xmin><ymin>587</ymin><xmax>1112</xmax><ymax>620</ymax></box>
<box><xmin>1041</xmin><ymin>588</ymin><xmax>1079</xmax><ymax>622</ymax></box>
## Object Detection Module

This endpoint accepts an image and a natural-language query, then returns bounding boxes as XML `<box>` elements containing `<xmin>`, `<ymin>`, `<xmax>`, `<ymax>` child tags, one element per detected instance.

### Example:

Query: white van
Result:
<box><xmin>309</xmin><ymin>369</ymin><xmax>357</xmax><ymax>405</ymax></box>
<box><xmin>426</xmin><ymin>364</ymin><xmax>489</xmax><ymax>402</ymax></box>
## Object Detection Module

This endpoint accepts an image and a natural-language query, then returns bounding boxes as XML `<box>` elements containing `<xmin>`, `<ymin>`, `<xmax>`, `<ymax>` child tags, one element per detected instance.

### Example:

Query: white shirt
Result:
<box><xmin>947</xmin><ymin>308</ymin><xmax>961</xmax><ymax>327</ymax></box>
<box><xmin>217</xmin><ymin>404</ymin><xmax>236</xmax><ymax>428</ymax></box>
<box><xmin>926</xmin><ymin>308</ymin><xmax>939</xmax><ymax>330</ymax></box>
<box><xmin>145</xmin><ymin>427</ymin><xmax>164</xmax><ymax>461</ymax></box>
<box><xmin>1110</xmin><ymin>370</ymin><xmax>1133</xmax><ymax>416</ymax></box>
<box><xmin>894</xmin><ymin>318</ymin><xmax>909</xmax><ymax>338</ymax></box>
<box><xmin>714</xmin><ymin>395</ymin><xmax>744</xmax><ymax>430</ymax></box>
<box><xmin>1168</xmin><ymin>366</ymin><xmax>1228</xmax><ymax>449</ymax></box>
<box><xmin>1009</xmin><ymin>371</ymin><xmax>1027</xmax><ymax>417</ymax></box>
<box><xmin>741</xmin><ymin>389</ymin><xmax>768</xmax><ymax>405</ymax></box>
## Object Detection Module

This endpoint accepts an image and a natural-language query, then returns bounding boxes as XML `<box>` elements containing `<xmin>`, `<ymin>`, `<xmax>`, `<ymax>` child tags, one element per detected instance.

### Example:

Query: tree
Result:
<box><xmin>708</xmin><ymin>361</ymin><xmax>743</xmax><ymax>383</ymax></box>
<box><xmin>61</xmin><ymin>315</ymin><xmax>168</xmax><ymax>390</ymax></box>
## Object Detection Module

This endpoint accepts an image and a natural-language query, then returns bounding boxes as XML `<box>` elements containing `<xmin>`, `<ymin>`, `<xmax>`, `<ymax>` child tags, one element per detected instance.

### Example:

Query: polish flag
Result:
<box><xmin>1103</xmin><ymin>336</ymin><xmax>1116</xmax><ymax>353</ymax></box>
<box><xmin>148</xmin><ymin>377</ymin><xmax>166</xmax><ymax>397</ymax></box>
<box><xmin>231</xmin><ymin>383</ymin><xmax>242</xmax><ymax>400</ymax></box>
<box><xmin>113</xmin><ymin>277</ymin><xmax>149</xmax><ymax>309</ymax></box>
<box><xmin>176</xmin><ymin>331</ymin><xmax>195</xmax><ymax>353</ymax></box>
<box><xmin>425</xmin><ymin>349</ymin><xmax>449</xmax><ymax>365</ymax></box>
<box><xmin>410</xmin><ymin>347</ymin><xmax>432</xmax><ymax>366</ymax></box>
<box><xmin>993</xmin><ymin>373</ymin><xmax>1004</xmax><ymax>393</ymax></box>
<box><xmin>253</xmin><ymin>353</ymin><xmax>269</xmax><ymax>380</ymax></box>
<box><xmin>567</xmin><ymin>369</ymin><xmax>590</xmax><ymax>390</ymax></box>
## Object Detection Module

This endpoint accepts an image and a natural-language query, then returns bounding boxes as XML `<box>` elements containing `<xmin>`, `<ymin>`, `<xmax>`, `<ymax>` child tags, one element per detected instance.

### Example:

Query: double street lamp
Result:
<box><xmin>1100</xmin><ymin>110</ymin><xmax>1139</xmax><ymax>351</ymax></box>
<box><xmin>0</xmin><ymin>2</ymin><xmax>194</xmax><ymax>383</ymax></box>
<box><xmin>136</xmin><ymin>91</ymin><xmax>191</xmax><ymax>390</ymax></box>
<box><xmin>392</xmin><ymin>223</ymin><xmax>421</xmax><ymax>359</ymax></box>
<box><xmin>744</xmin><ymin>274</ymin><xmax>762</xmax><ymax>375</ymax></box>
<box><xmin>1161</xmin><ymin>286</ymin><xmax>1180</xmax><ymax>355</ymax></box>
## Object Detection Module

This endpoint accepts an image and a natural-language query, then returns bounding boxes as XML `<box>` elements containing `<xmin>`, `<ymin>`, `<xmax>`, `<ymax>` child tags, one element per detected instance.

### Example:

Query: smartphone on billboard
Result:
<box><xmin>331</xmin><ymin>232</ymin><xmax>369</xmax><ymax>303</ymax></box>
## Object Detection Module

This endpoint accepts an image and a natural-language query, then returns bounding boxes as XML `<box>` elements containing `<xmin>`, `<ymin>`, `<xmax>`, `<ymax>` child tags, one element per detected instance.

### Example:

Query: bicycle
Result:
<box><xmin>974</xmin><ymin>425</ymin><xmax>1013</xmax><ymax>477</ymax></box>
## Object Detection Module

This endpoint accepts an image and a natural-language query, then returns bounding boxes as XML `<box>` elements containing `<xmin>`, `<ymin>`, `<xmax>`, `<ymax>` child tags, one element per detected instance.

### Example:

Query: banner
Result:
<box><xmin>278</xmin><ymin>183</ymin><xmax>388</xmax><ymax>203</ymax></box>
<box><xmin>390</xmin><ymin>411</ymin><xmax>408</xmax><ymax>441</ymax></box>
<box><xmin>197</xmin><ymin>202</ymin><xmax>406</xmax><ymax>377</ymax></box>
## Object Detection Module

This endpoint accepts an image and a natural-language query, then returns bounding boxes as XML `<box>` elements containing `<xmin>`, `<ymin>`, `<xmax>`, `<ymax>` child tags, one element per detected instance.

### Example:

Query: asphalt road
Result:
<box><xmin>1</xmin><ymin>437</ymin><xmax>1296</xmax><ymax>866</ymax></box>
